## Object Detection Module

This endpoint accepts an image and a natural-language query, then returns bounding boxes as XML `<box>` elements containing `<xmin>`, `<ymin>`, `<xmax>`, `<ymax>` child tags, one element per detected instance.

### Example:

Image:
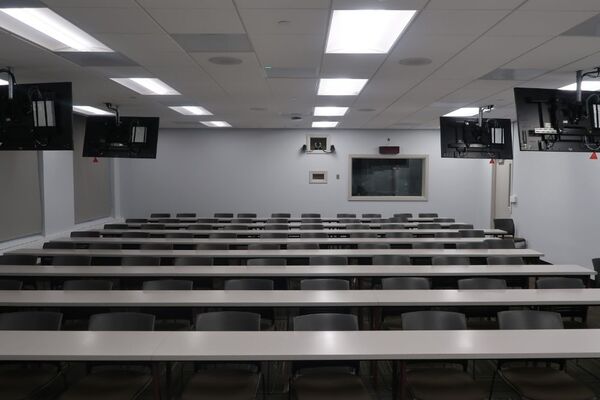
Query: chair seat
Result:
<box><xmin>153</xmin><ymin>320</ymin><xmax>192</xmax><ymax>331</ymax></box>
<box><xmin>501</xmin><ymin>367</ymin><xmax>595</xmax><ymax>400</ymax></box>
<box><xmin>59</xmin><ymin>369</ymin><xmax>152</xmax><ymax>400</ymax></box>
<box><xmin>407</xmin><ymin>368</ymin><xmax>487</xmax><ymax>400</ymax></box>
<box><xmin>181</xmin><ymin>368</ymin><xmax>260</xmax><ymax>400</ymax></box>
<box><xmin>0</xmin><ymin>365</ymin><xmax>61</xmax><ymax>399</ymax></box>
<box><xmin>382</xmin><ymin>315</ymin><xmax>403</xmax><ymax>330</ymax></box>
<box><xmin>293</xmin><ymin>372</ymin><xmax>372</xmax><ymax>400</ymax></box>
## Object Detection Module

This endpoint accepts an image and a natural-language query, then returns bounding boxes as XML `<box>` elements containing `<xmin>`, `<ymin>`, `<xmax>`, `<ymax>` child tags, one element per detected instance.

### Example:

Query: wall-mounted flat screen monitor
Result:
<box><xmin>349</xmin><ymin>155</ymin><xmax>428</xmax><ymax>201</ymax></box>
<box><xmin>440</xmin><ymin>116</ymin><xmax>513</xmax><ymax>159</ymax></box>
<box><xmin>83</xmin><ymin>116</ymin><xmax>159</xmax><ymax>159</ymax></box>
<box><xmin>514</xmin><ymin>87</ymin><xmax>600</xmax><ymax>152</ymax></box>
<box><xmin>0</xmin><ymin>81</ymin><xmax>73</xmax><ymax>150</ymax></box>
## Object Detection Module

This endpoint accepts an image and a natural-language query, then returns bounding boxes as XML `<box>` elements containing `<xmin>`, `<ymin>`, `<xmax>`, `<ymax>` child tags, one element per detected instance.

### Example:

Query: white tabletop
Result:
<box><xmin>9</xmin><ymin>248</ymin><xmax>542</xmax><ymax>258</ymax></box>
<box><xmin>0</xmin><ymin>289</ymin><xmax>598</xmax><ymax>307</ymax></box>
<box><xmin>94</xmin><ymin>228</ymin><xmax>507</xmax><ymax>236</ymax></box>
<box><xmin>146</xmin><ymin>217</ymin><xmax>449</xmax><ymax>223</ymax></box>
<box><xmin>0</xmin><ymin>264</ymin><xmax>591</xmax><ymax>278</ymax></box>
<box><xmin>1</xmin><ymin>330</ymin><xmax>600</xmax><ymax>361</ymax></box>
<box><xmin>121</xmin><ymin>222</ymin><xmax>461</xmax><ymax>229</ymax></box>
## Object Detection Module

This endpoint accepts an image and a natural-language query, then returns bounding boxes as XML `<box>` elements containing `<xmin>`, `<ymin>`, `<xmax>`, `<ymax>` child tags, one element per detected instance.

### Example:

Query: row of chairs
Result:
<box><xmin>148</xmin><ymin>212</ymin><xmax>441</xmax><ymax>219</ymax></box>
<box><xmin>108</xmin><ymin>222</ymin><xmax>468</xmax><ymax>230</ymax></box>
<box><xmin>0</xmin><ymin>309</ymin><xmax>593</xmax><ymax>400</ymax></box>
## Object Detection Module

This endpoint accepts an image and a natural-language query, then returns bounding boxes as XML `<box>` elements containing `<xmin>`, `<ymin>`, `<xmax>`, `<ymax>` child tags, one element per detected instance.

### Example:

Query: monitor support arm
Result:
<box><xmin>478</xmin><ymin>105</ymin><xmax>494</xmax><ymax>127</ymax></box>
<box><xmin>105</xmin><ymin>103</ymin><xmax>120</xmax><ymax>126</ymax></box>
<box><xmin>0</xmin><ymin>67</ymin><xmax>16</xmax><ymax>99</ymax></box>
<box><xmin>575</xmin><ymin>67</ymin><xmax>600</xmax><ymax>103</ymax></box>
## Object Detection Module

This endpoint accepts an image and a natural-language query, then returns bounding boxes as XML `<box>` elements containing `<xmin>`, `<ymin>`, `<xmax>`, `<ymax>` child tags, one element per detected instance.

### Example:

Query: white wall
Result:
<box><xmin>512</xmin><ymin>150</ymin><xmax>600</xmax><ymax>267</ymax></box>
<box><xmin>118</xmin><ymin>129</ymin><xmax>493</xmax><ymax>228</ymax></box>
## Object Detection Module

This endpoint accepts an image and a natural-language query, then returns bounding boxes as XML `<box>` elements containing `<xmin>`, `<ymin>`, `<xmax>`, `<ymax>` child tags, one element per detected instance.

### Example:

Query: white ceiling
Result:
<box><xmin>0</xmin><ymin>0</ymin><xmax>599</xmax><ymax>129</ymax></box>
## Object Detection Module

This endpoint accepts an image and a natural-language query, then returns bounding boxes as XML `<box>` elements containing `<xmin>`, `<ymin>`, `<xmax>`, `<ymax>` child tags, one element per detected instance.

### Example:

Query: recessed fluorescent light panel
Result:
<box><xmin>326</xmin><ymin>9</ymin><xmax>417</xmax><ymax>54</ymax></box>
<box><xmin>111</xmin><ymin>78</ymin><xmax>180</xmax><ymax>95</ymax></box>
<box><xmin>444</xmin><ymin>107</ymin><xmax>480</xmax><ymax>117</ymax></box>
<box><xmin>314</xmin><ymin>106</ymin><xmax>348</xmax><ymax>116</ymax></box>
<box><xmin>201</xmin><ymin>121</ymin><xmax>231</xmax><ymax>128</ymax></box>
<box><xmin>73</xmin><ymin>105</ymin><xmax>113</xmax><ymax>116</ymax></box>
<box><xmin>312</xmin><ymin>121</ymin><xmax>338</xmax><ymax>128</ymax></box>
<box><xmin>559</xmin><ymin>81</ymin><xmax>600</xmax><ymax>91</ymax></box>
<box><xmin>0</xmin><ymin>8</ymin><xmax>112</xmax><ymax>52</ymax></box>
<box><xmin>0</xmin><ymin>79</ymin><xmax>7</xmax><ymax>86</ymax></box>
<box><xmin>318</xmin><ymin>78</ymin><xmax>368</xmax><ymax>96</ymax></box>
<box><xmin>169</xmin><ymin>106</ymin><xmax>213</xmax><ymax>116</ymax></box>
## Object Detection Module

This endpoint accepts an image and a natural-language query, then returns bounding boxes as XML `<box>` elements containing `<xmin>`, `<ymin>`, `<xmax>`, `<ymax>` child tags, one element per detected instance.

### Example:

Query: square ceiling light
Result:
<box><xmin>326</xmin><ymin>9</ymin><xmax>417</xmax><ymax>54</ymax></box>
<box><xmin>73</xmin><ymin>105</ymin><xmax>113</xmax><ymax>116</ymax></box>
<box><xmin>314</xmin><ymin>106</ymin><xmax>348</xmax><ymax>116</ymax></box>
<box><xmin>201</xmin><ymin>121</ymin><xmax>231</xmax><ymax>127</ymax></box>
<box><xmin>0</xmin><ymin>7</ymin><xmax>112</xmax><ymax>52</ymax></box>
<box><xmin>559</xmin><ymin>81</ymin><xmax>600</xmax><ymax>91</ymax></box>
<box><xmin>444</xmin><ymin>107</ymin><xmax>480</xmax><ymax>117</ymax></box>
<box><xmin>169</xmin><ymin>106</ymin><xmax>213</xmax><ymax>116</ymax></box>
<box><xmin>111</xmin><ymin>78</ymin><xmax>180</xmax><ymax>95</ymax></box>
<box><xmin>318</xmin><ymin>78</ymin><xmax>368</xmax><ymax>96</ymax></box>
<box><xmin>312</xmin><ymin>121</ymin><xmax>338</xmax><ymax>128</ymax></box>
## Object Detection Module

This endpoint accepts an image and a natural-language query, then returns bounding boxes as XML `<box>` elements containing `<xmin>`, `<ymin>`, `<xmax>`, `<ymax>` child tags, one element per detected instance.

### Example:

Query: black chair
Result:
<box><xmin>291</xmin><ymin>313</ymin><xmax>371</xmax><ymax>400</ymax></box>
<box><xmin>362</xmin><ymin>213</ymin><xmax>381</xmax><ymax>219</ymax></box>
<box><xmin>232</xmin><ymin>218</ymin><xmax>253</xmax><ymax>223</ymax></box>
<box><xmin>0</xmin><ymin>311</ymin><xmax>65</xmax><ymax>399</ymax></box>
<box><xmin>493</xmin><ymin>219</ymin><xmax>527</xmax><ymax>247</ymax></box>
<box><xmin>260</xmin><ymin>232</ymin><xmax>288</xmax><ymax>239</ymax></box>
<box><xmin>186</xmin><ymin>224</ymin><xmax>213</xmax><ymax>231</ymax></box>
<box><xmin>224</xmin><ymin>280</ymin><xmax>274</xmax><ymax>330</ymax></box>
<box><xmin>380</xmin><ymin>278</ymin><xmax>431</xmax><ymax>330</ymax></box>
<box><xmin>372</xmin><ymin>255</ymin><xmax>411</xmax><ymax>265</ymax></box>
<box><xmin>413</xmin><ymin>243</ymin><xmax>444</xmax><ymax>249</ymax></box>
<box><xmin>140</xmin><ymin>243</ymin><xmax>173</xmax><ymax>250</ymax></box>
<box><xmin>301</xmin><ymin>213</ymin><xmax>321</xmax><ymax>218</ymax></box>
<box><xmin>434</xmin><ymin>218</ymin><xmax>455</xmax><ymax>223</ymax></box>
<box><xmin>288</xmin><ymin>243</ymin><xmax>319</xmax><ymax>250</ymax></box>
<box><xmin>176</xmin><ymin>213</ymin><xmax>196</xmax><ymax>218</ymax></box>
<box><xmin>350</xmin><ymin>232</ymin><xmax>378</xmax><ymax>238</ymax></box>
<box><xmin>381</xmin><ymin>224</ymin><xmax>406</xmax><ymax>230</ymax></box>
<box><xmin>150</xmin><ymin>213</ymin><xmax>170</xmax><ymax>218</ymax></box>
<box><xmin>214</xmin><ymin>213</ymin><xmax>234</xmax><ymax>218</ymax></box>
<box><xmin>70</xmin><ymin>231</ymin><xmax>101</xmax><ymax>238</ymax></box>
<box><xmin>63</xmin><ymin>280</ymin><xmax>113</xmax><ymax>290</ymax></box>
<box><xmin>122</xmin><ymin>232</ymin><xmax>150</xmax><ymax>238</ymax></box>
<box><xmin>458</xmin><ymin>278</ymin><xmax>507</xmax><ymax>290</ymax></box>
<box><xmin>339</xmin><ymin>218</ymin><xmax>361</xmax><ymax>224</ymax></box>
<box><xmin>157</xmin><ymin>218</ymin><xmax>179</xmax><ymax>223</ymax></box>
<box><xmin>0</xmin><ymin>254</ymin><xmax>38</xmax><ymax>265</ymax></box>
<box><xmin>394</xmin><ymin>213</ymin><xmax>412</xmax><ymax>219</ymax></box>
<box><xmin>388</xmin><ymin>217</ymin><xmax>409</xmax><ymax>223</ymax></box>
<box><xmin>209</xmin><ymin>233</ymin><xmax>237</xmax><ymax>239</ymax></box>
<box><xmin>0</xmin><ymin>279</ymin><xmax>23</xmax><ymax>290</ymax></box>
<box><xmin>52</xmin><ymin>256</ymin><xmax>91</xmax><ymax>266</ymax></box>
<box><xmin>487</xmin><ymin>256</ymin><xmax>525</xmax><ymax>265</ymax></box>
<box><xmin>58</xmin><ymin>313</ymin><xmax>156</xmax><ymax>400</ymax></box>
<box><xmin>223</xmin><ymin>224</ymin><xmax>248</xmax><ymax>231</ymax></box>
<box><xmin>386</xmin><ymin>232</ymin><xmax>413</xmax><ymax>238</ymax></box>
<box><xmin>418</xmin><ymin>223</ymin><xmax>441</xmax><ymax>229</ymax></box>
<box><xmin>125</xmin><ymin>219</ymin><xmax>147</xmax><ymax>223</ymax></box>
<box><xmin>418</xmin><ymin>213</ymin><xmax>438</xmax><ymax>218</ymax></box>
<box><xmin>346</xmin><ymin>224</ymin><xmax>366</xmax><ymax>229</ymax></box>
<box><xmin>309</xmin><ymin>256</ymin><xmax>347</xmax><ymax>266</ymax></box>
<box><xmin>196</xmin><ymin>243</ymin><xmax>229</xmax><ymax>250</ymax></box>
<box><xmin>121</xmin><ymin>257</ymin><xmax>160</xmax><ymax>266</ymax></box>
<box><xmin>104</xmin><ymin>224</ymin><xmax>128</xmax><ymax>229</ymax></box>
<box><xmin>248</xmin><ymin>243</ymin><xmax>280</xmax><ymax>250</ymax></box>
<box><xmin>267</xmin><ymin>219</ymin><xmax>289</xmax><ymax>224</ymax></box>
<box><xmin>450</xmin><ymin>224</ymin><xmax>474</xmax><ymax>229</ymax></box>
<box><xmin>165</xmin><ymin>233</ymin><xmax>195</xmax><ymax>239</ymax></box>
<box><xmin>237</xmin><ymin>213</ymin><xmax>257</xmax><ymax>218</ymax></box>
<box><xmin>536</xmin><ymin>278</ymin><xmax>587</xmax><ymax>326</ymax></box>
<box><xmin>173</xmin><ymin>257</ymin><xmax>213</xmax><ymax>266</ymax></box>
<box><xmin>494</xmin><ymin>310</ymin><xmax>594</xmax><ymax>400</ymax></box>
<box><xmin>247</xmin><ymin>258</ymin><xmax>287</xmax><ymax>266</ymax></box>
<box><xmin>140</xmin><ymin>224</ymin><xmax>165</xmax><ymax>230</ymax></box>
<box><xmin>357</xmin><ymin>243</ymin><xmax>390</xmax><ymax>249</ymax></box>
<box><xmin>401</xmin><ymin>311</ymin><xmax>486</xmax><ymax>400</ymax></box>
<box><xmin>484</xmin><ymin>239</ymin><xmax>515</xmax><ymax>249</ymax></box>
<box><xmin>300</xmin><ymin>279</ymin><xmax>349</xmax><ymax>290</ymax></box>
<box><xmin>337</xmin><ymin>213</ymin><xmax>357</xmax><ymax>218</ymax></box>
<box><xmin>180</xmin><ymin>312</ymin><xmax>262</xmax><ymax>400</ymax></box>
<box><xmin>458</xmin><ymin>278</ymin><xmax>508</xmax><ymax>327</ymax></box>
<box><xmin>44</xmin><ymin>242</ymin><xmax>77</xmax><ymax>249</ymax></box>
<box><xmin>300</xmin><ymin>224</ymin><xmax>324</xmax><ymax>230</ymax></box>
<box><xmin>90</xmin><ymin>243</ymin><xmax>122</xmax><ymax>250</ymax></box>
<box><xmin>143</xmin><ymin>279</ymin><xmax>193</xmax><ymax>290</ymax></box>
<box><xmin>271</xmin><ymin>213</ymin><xmax>291</xmax><ymax>218</ymax></box>
<box><xmin>432</xmin><ymin>256</ymin><xmax>471</xmax><ymax>265</ymax></box>
<box><xmin>197</xmin><ymin>218</ymin><xmax>218</xmax><ymax>223</ymax></box>
<box><xmin>456</xmin><ymin>242</ymin><xmax>488</xmax><ymax>249</ymax></box>
<box><xmin>459</xmin><ymin>230</ymin><xmax>485</xmax><ymax>238</ymax></box>
<box><xmin>300</xmin><ymin>218</ymin><xmax>322</xmax><ymax>223</ymax></box>
<box><xmin>435</xmin><ymin>232</ymin><xmax>461</xmax><ymax>238</ymax></box>
<box><xmin>263</xmin><ymin>224</ymin><xmax>289</xmax><ymax>230</ymax></box>
<box><xmin>142</xmin><ymin>280</ymin><xmax>194</xmax><ymax>330</ymax></box>
<box><xmin>300</xmin><ymin>233</ymin><xmax>328</xmax><ymax>239</ymax></box>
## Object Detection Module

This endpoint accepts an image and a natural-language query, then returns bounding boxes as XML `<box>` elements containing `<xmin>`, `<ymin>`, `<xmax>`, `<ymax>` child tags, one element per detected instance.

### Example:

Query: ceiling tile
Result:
<box><xmin>485</xmin><ymin>11</ymin><xmax>593</xmax><ymax>36</ymax></box>
<box><xmin>251</xmin><ymin>34</ymin><xmax>323</xmax><ymax>69</ymax></box>
<box><xmin>42</xmin><ymin>0</ymin><xmax>137</xmax><ymax>7</ymax></box>
<box><xmin>426</xmin><ymin>0</ymin><xmax>523</xmax><ymax>9</ymax></box>
<box><xmin>520</xmin><ymin>0</ymin><xmax>600</xmax><ymax>11</ymax></box>
<box><xmin>58</xmin><ymin>52</ymin><xmax>139</xmax><ymax>67</ymax></box>
<box><xmin>172</xmin><ymin>34</ymin><xmax>253</xmax><ymax>52</ymax></box>
<box><xmin>52</xmin><ymin>7</ymin><xmax>162</xmax><ymax>34</ymax></box>
<box><xmin>138</xmin><ymin>0</ymin><xmax>235</xmax><ymax>8</ymax></box>
<box><xmin>239</xmin><ymin>9</ymin><xmax>329</xmax><ymax>36</ymax></box>
<box><xmin>408</xmin><ymin>9</ymin><xmax>510</xmax><ymax>36</ymax></box>
<box><xmin>321</xmin><ymin>54</ymin><xmax>386</xmax><ymax>77</ymax></box>
<box><xmin>561</xmin><ymin>14</ymin><xmax>600</xmax><ymax>37</ymax></box>
<box><xmin>332</xmin><ymin>0</ymin><xmax>427</xmax><ymax>9</ymax></box>
<box><xmin>235</xmin><ymin>0</ymin><xmax>331</xmax><ymax>9</ymax></box>
<box><xmin>147</xmin><ymin>9</ymin><xmax>245</xmax><ymax>34</ymax></box>
<box><xmin>96</xmin><ymin>33</ymin><xmax>181</xmax><ymax>54</ymax></box>
<box><xmin>504</xmin><ymin>36</ymin><xmax>600</xmax><ymax>69</ymax></box>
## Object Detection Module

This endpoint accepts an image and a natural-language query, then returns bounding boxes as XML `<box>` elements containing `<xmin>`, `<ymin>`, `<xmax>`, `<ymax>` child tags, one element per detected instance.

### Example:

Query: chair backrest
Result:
<box><xmin>214</xmin><ymin>213</ymin><xmax>234</xmax><ymax>218</ymax></box>
<box><xmin>209</xmin><ymin>233</ymin><xmax>237</xmax><ymax>239</ymax></box>
<box><xmin>337</xmin><ymin>213</ymin><xmax>356</xmax><ymax>218</ymax></box>
<box><xmin>165</xmin><ymin>233</ymin><xmax>195</xmax><ymax>239</ymax></box>
<box><xmin>70</xmin><ymin>231</ymin><xmax>101</xmax><ymax>238</ymax></box>
<box><xmin>267</xmin><ymin>219</ymin><xmax>289</xmax><ymax>224</ymax></box>
<box><xmin>63</xmin><ymin>279</ymin><xmax>113</xmax><ymax>290</ymax></box>
<box><xmin>150</xmin><ymin>213</ymin><xmax>170</xmax><ymax>218</ymax></box>
<box><xmin>248</xmin><ymin>243</ymin><xmax>280</xmax><ymax>250</ymax></box>
<box><xmin>456</xmin><ymin>242</ymin><xmax>488</xmax><ymax>249</ymax></box>
<box><xmin>382</xmin><ymin>277</ymin><xmax>430</xmax><ymax>290</ymax></box>
<box><xmin>197</xmin><ymin>218</ymin><xmax>218</xmax><ymax>223</ymax></box>
<box><xmin>593</xmin><ymin>258</ymin><xmax>600</xmax><ymax>288</ymax></box>
<box><xmin>89</xmin><ymin>312</ymin><xmax>155</xmax><ymax>331</ymax></box>
<box><xmin>301</xmin><ymin>213</ymin><xmax>321</xmax><ymax>218</ymax></box>
<box><xmin>432</xmin><ymin>256</ymin><xmax>470</xmax><ymax>265</ymax></box>
<box><xmin>157</xmin><ymin>218</ymin><xmax>179</xmax><ymax>223</ymax></box>
<box><xmin>459</xmin><ymin>230</ymin><xmax>485</xmax><ymax>238</ymax></box>
<box><xmin>176</xmin><ymin>213</ymin><xmax>196</xmax><ymax>218</ymax></box>
<box><xmin>493</xmin><ymin>218</ymin><xmax>515</xmax><ymax>236</ymax></box>
<box><xmin>288</xmin><ymin>243</ymin><xmax>319</xmax><ymax>250</ymax></box>
<box><xmin>186</xmin><ymin>224</ymin><xmax>213</xmax><ymax>230</ymax></box>
<box><xmin>434</xmin><ymin>218</ymin><xmax>455</xmax><ymax>223</ymax></box>
<box><xmin>435</xmin><ymin>232</ymin><xmax>461</xmax><ymax>238</ymax></box>
<box><xmin>125</xmin><ymin>219</ymin><xmax>148</xmax><ymax>223</ymax></box>
<box><xmin>140</xmin><ymin>243</ymin><xmax>173</xmax><ymax>250</ymax></box>
<box><xmin>293</xmin><ymin>313</ymin><xmax>358</xmax><ymax>331</ymax></box>
<box><xmin>105</xmin><ymin>224</ymin><xmax>128</xmax><ymax>229</ymax></box>
<box><xmin>402</xmin><ymin>311</ymin><xmax>467</xmax><ymax>330</ymax></box>
<box><xmin>362</xmin><ymin>213</ymin><xmax>381</xmax><ymax>218</ymax></box>
<box><xmin>300</xmin><ymin>278</ymin><xmax>349</xmax><ymax>290</ymax></box>
<box><xmin>122</xmin><ymin>232</ymin><xmax>151</xmax><ymax>238</ymax></box>
<box><xmin>358</xmin><ymin>243</ymin><xmax>390</xmax><ymax>249</ymax></box>
<box><xmin>0</xmin><ymin>279</ymin><xmax>23</xmax><ymax>290</ymax></box>
<box><xmin>536</xmin><ymin>277</ymin><xmax>585</xmax><ymax>289</ymax></box>
<box><xmin>301</xmin><ymin>218</ymin><xmax>322</xmax><ymax>223</ymax></box>
<box><xmin>418</xmin><ymin>213</ymin><xmax>438</xmax><ymax>218</ymax></box>
<box><xmin>339</xmin><ymin>219</ymin><xmax>360</xmax><ymax>224</ymax></box>
<box><xmin>121</xmin><ymin>256</ymin><xmax>161</xmax><ymax>266</ymax></box>
<box><xmin>223</xmin><ymin>224</ymin><xmax>248</xmax><ymax>230</ymax></box>
<box><xmin>458</xmin><ymin>278</ymin><xmax>507</xmax><ymax>290</ymax></box>
<box><xmin>350</xmin><ymin>232</ymin><xmax>378</xmax><ymax>238</ymax></box>
<box><xmin>487</xmin><ymin>256</ymin><xmax>524</xmax><ymax>265</ymax></box>
<box><xmin>264</xmin><ymin>224</ymin><xmax>289</xmax><ymax>230</ymax></box>
<box><xmin>247</xmin><ymin>258</ymin><xmax>287</xmax><ymax>266</ymax></box>
<box><xmin>0</xmin><ymin>254</ymin><xmax>38</xmax><ymax>265</ymax></box>
<box><xmin>52</xmin><ymin>256</ymin><xmax>92</xmax><ymax>266</ymax></box>
<box><xmin>450</xmin><ymin>224</ymin><xmax>473</xmax><ymax>229</ymax></box>
<box><xmin>141</xmin><ymin>224</ymin><xmax>165</xmax><ymax>230</ymax></box>
<box><xmin>388</xmin><ymin>217</ymin><xmax>409</xmax><ymax>223</ymax></box>
<box><xmin>345</xmin><ymin>224</ymin><xmax>365</xmax><ymax>230</ymax></box>
<box><xmin>224</xmin><ymin>279</ymin><xmax>274</xmax><ymax>290</ymax></box>
<box><xmin>260</xmin><ymin>233</ymin><xmax>288</xmax><ymax>239</ymax></box>
<box><xmin>394</xmin><ymin>213</ymin><xmax>412</xmax><ymax>219</ymax></box>
<box><xmin>300</xmin><ymin>233</ymin><xmax>328</xmax><ymax>239</ymax></box>
<box><xmin>372</xmin><ymin>255</ymin><xmax>411</xmax><ymax>265</ymax></box>
<box><xmin>381</xmin><ymin>224</ymin><xmax>406</xmax><ymax>230</ymax></box>
<box><xmin>44</xmin><ymin>242</ymin><xmax>76</xmax><ymax>249</ymax></box>
<box><xmin>498</xmin><ymin>310</ymin><xmax>563</xmax><ymax>330</ymax></box>
<box><xmin>0</xmin><ymin>311</ymin><xmax>62</xmax><ymax>330</ymax></box>
<box><xmin>90</xmin><ymin>243</ymin><xmax>123</xmax><ymax>250</ymax></box>
<box><xmin>386</xmin><ymin>232</ymin><xmax>413</xmax><ymax>238</ymax></box>
<box><xmin>418</xmin><ymin>223</ymin><xmax>442</xmax><ymax>229</ymax></box>
<box><xmin>196</xmin><ymin>243</ymin><xmax>229</xmax><ymax>250</ymax></box>
<box><xmin>173</xmin><ymin>257</ymin><xmax>213</xmax><ymax>266</ymax></box>
<box><xmin>484</xmin><ymin>239</ymin><xmax>515</xmax><ymax>249</ymax></box>
<box><xmin>271</xmin><ymin>213</ymin><xmax>291</xmax><ymax>218</ymax></box>
<box><xmin>413</xmin><ymin>242</ymin><xmax>444</xmax><ymax>249</ymax></box>
<box><xmin>300</xmin><ymin>224</ymin><xmax>324</xmax><ymax>230</ymax></box>
<box><xmin>232</xmin><ymin>218</ymin><xmax>253</xmax><ymax>223</ymax></box>
<box><xmin>310</xmin><ymin>256</ymin><xmax>347</xmax><ymax>266</ymax></box>
<box><xmin>237</xmin><ymin>213</ymin><xmax>257</xmax><ymax>218</ymax></box>
<box><xmin>143</xmin><ymin>279</ymin><xmax>193</xmax><ymax>290</ymax></box>
<box><xmin>195</xmin><ymin>311</ymin><xmax>260</xmax><ymax>331</ymax></box>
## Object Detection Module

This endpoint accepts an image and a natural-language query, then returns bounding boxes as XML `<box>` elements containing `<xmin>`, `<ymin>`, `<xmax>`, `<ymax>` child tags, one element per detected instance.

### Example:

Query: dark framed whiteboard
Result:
<box><xmin>349</xmin><ymin>155</ymin><xmax>428</xmax><ymax>201</ymax></box>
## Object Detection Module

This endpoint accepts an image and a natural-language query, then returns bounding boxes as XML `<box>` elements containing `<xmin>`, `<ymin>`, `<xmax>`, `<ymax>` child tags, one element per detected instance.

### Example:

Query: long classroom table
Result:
<box><xmin>145</xmin><ymin>217</ymin><xmax>452</xmax><ymax>223</ymax></box>
<box><xmin>0</xmin><ymin>289</ymin><xmax>599</xmax><ymax>308</ymax></box>
<box><xmin>8</xmin><ymin>248</ymin><xmax>543</xmax><ymax>260</ymax></box>
<box><xmin>119</xmin><ymin>222</ymin><xmax>463</xmax><ymax>230</ymax></box>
